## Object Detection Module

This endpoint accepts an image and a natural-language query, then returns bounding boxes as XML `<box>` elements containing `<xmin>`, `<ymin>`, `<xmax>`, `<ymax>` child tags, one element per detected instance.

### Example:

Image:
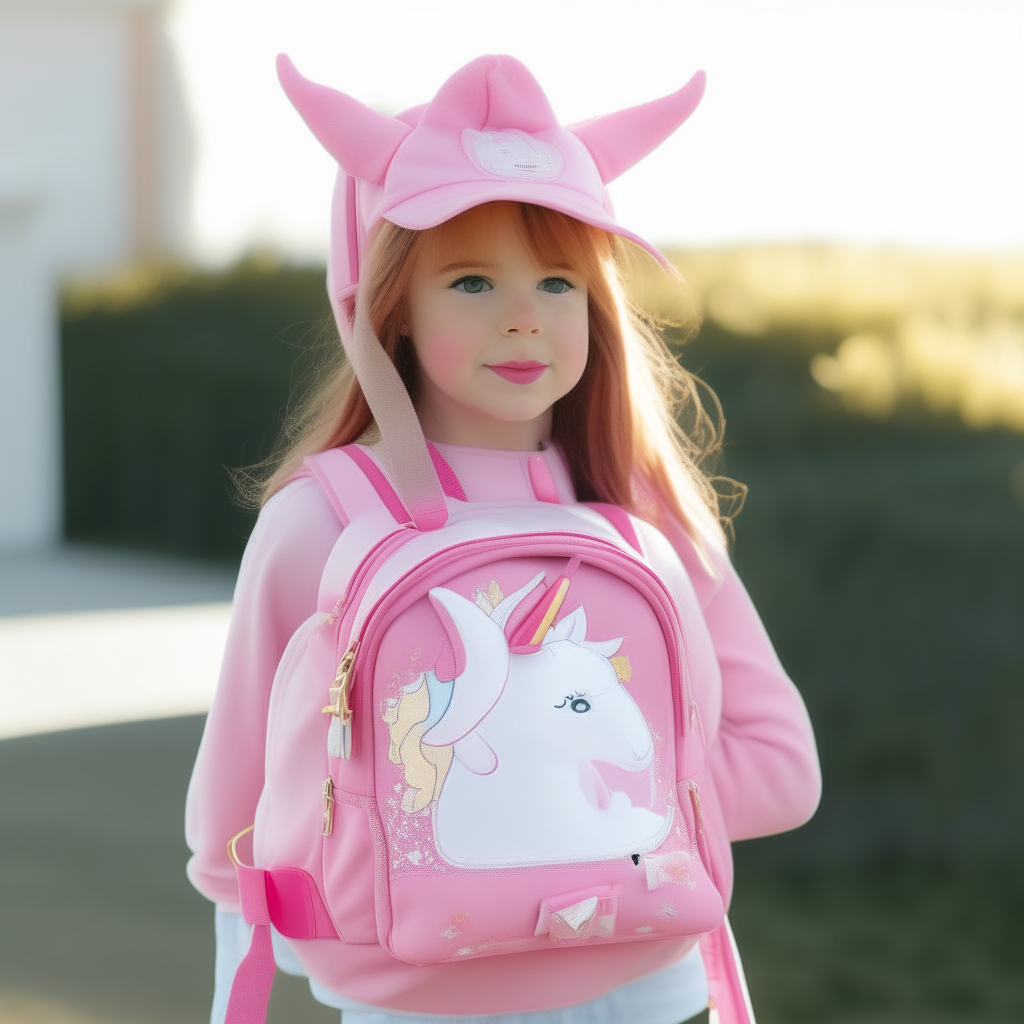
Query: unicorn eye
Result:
<box><xmin>570</xmin><ymin>697</ymin><xmax>591</xmax><ymax>714</ymax></box>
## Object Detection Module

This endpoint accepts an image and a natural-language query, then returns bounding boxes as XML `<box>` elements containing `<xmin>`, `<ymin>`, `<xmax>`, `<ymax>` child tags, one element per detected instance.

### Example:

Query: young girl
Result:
<box><xmin>185</xmin><ymin>54</ymin><xmax>821</xmax><ymax>1024</ymax></box>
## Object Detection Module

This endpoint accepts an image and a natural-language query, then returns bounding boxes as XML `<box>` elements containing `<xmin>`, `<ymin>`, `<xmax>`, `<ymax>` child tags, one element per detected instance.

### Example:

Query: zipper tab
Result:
<box><xmin>689</xmin><ymin>781</ymin><xmax>712</xmax><ymax>877</ymax></box>
<box><xmin>325</xmin><ymin>596</ymin><xmax>345</xmax><ymax>626</ymax></box>
<box><xmin>321</xmin><ymin>777</ymin><xmax>335</xmax><ymax>836</ymax></box>
<box><xmin>323</xmin><ymin>640</ymin><xmax>359</xmax><ymax>722</ymax></box>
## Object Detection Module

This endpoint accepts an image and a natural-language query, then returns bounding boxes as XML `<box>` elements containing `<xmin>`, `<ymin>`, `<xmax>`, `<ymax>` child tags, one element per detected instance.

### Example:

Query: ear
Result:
<box><xmin>276</xmin><ymin>53</ymin><xmax>412</xmax><ymax>184</ymax></box>
<box><xmin>570</xmin><ymin>70</ymin><xmax>706</xmax><ymax>184</ymax></box>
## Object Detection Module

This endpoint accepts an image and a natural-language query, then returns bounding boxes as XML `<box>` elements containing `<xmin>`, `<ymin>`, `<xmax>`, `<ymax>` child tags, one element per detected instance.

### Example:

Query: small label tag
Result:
<box><xmin>328</xmin><ymin>717</ymin><xmax>352</xmax><ymax>759</ymax></box>
<box><xmin>462</xmin><ymin>129</ymin><xmax>565</xmax><ymax>181</ymax></box>
<box><xmin>644</xmin><ymin>850</ymin><xmax>697</xmax><ymax>891</ymax></box>
<box><xmin>535</xmin><ymin>887</ymin><xmax>618</xmax><ymax>942</ymax></box>
<box><xmin>554</xmin><ymin>896</ymin><xmax>598</xmax><ymax>933</ymax></box>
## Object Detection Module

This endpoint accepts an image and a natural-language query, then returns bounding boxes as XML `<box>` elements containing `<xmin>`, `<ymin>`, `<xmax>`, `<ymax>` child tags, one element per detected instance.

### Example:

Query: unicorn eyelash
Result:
<box><xmin>555</xmin><ymin>691</ymin><xmax>592</xmax><ymax>713</ymax></box>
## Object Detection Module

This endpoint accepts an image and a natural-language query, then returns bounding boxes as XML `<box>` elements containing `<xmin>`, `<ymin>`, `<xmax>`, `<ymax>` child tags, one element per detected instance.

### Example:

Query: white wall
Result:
<box><xmin>0</xmin><ymin>0</ymin><xmax>190</xmax><ymax>548</ymax></box>
<box><xmin>0</xmin><ymin>189</ymin><xmax>58</xmax><ymax>545</ymax></box>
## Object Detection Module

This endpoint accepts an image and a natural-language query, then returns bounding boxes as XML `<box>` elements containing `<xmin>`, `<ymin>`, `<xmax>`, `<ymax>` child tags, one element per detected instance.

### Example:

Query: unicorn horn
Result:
<box><xmin>509</xmin><ymin>575</ymin><xmax>572</xmax><ymax>651</ymax></box>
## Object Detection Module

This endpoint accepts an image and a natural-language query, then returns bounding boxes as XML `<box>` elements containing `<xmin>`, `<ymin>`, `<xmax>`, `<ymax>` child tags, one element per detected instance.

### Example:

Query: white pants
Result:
<box><xmin>211</xmin><ymin>907</ymin><xmax>709</xmax><ymax>1024</ymax></box>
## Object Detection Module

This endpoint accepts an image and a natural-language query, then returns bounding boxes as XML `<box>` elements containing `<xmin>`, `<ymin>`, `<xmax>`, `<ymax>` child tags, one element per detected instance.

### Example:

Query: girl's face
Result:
<box><xmin>404</xmin><ymin>204</ymin><xmax>589</xmax><ymax>451</ymax></box>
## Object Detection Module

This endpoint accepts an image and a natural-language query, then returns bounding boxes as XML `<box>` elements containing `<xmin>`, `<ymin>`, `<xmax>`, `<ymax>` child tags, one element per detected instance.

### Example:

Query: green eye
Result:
<box><xmin>451</xmin><ymin>276</ymin><xmax>492</xmax><ymax>294</ymax></box>
<box><xmin>539</xmin><ymin>278</ymin><xmax>573</xmax><ymax>294</ymax></box>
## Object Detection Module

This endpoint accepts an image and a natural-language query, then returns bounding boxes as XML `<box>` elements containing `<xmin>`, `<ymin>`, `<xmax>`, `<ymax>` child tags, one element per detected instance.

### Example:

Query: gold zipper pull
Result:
<box><xmin>321</xmin><ymin>777</ymin><xmax>335</xmax><ymax>836</ymax></box>
<box><xmin>325</xmin><ymin>596</ymin><xmax>345</xmax><ymax>626</ymax></box>
<box><xmin>322</xmin><ymin>640</ymin><xmax>359</xmax><ymax>721</ymax></box>
<box><xmin>689</xmin><ymin>781</ymin><xmax>712</xmax><ymax>876</ymax></box>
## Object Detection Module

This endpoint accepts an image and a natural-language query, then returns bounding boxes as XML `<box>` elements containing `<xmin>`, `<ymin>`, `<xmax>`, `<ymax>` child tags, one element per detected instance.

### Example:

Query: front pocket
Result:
<box><xmin>321</xmin><ymin>795</ymin><xmax>379</xmax><ymax>944</ymax></box>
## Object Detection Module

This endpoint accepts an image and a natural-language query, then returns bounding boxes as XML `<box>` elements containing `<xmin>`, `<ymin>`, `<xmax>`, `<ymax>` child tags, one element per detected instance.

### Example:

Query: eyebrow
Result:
<box><xmin>434</xmin><ymin>259</ymin><xmax>498</xmax><ymax>275</ymax></box>
<box><xmin>433</xmin><ymin>259</ymin><xmax>577</xmax><ymax>276</ymax></box>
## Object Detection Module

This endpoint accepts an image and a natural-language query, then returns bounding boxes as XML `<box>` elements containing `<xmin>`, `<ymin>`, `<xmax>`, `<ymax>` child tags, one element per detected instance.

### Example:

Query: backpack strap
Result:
<box><xmin>224</xmin><ymin>826</ymin><xmax>338</xmax><ymax>1024</ymax></box>
<box><xmin>428</xmin><ymin>441</ymin><xmax>467</xmax><ymax>501</ymax></box>
<box><xmin>524</xmin><ymin>449</ymin><xmax>642</xmax><ymax>554</ymax></box>
<box><xmin>302</xmin><ymin>443</ymin><xmax>467</xmax><ymax>530</ymax></box>
<box><xmin>584</xmin><ymin>502</ymin><xmax>642</xmax><ymax>554</ymax></box>
<box><xmin>701</xmin><ymin>916</ymin><xmax>757</xmax><ymax>1024</ymax></box>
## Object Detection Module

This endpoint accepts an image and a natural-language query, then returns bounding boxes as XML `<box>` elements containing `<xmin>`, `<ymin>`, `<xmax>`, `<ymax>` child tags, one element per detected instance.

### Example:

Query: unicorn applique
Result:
<box><xmin>384</xmin><ymin>572</ymin><xmax>673</xmax><ymax>869</ymax></box>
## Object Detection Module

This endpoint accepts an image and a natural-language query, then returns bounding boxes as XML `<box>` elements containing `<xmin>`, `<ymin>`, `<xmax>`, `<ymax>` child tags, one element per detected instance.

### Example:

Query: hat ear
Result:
<box><xmin>277</xmin><ymin>53</ymin><xmax>412</xmax><ymax>185</ymax></box>
<box><xmin>416</xmin><ymin>54</ymin><xmax>559</xmax><ymax>132</ymax></box>
<box><xmin>570</xmin><ymin>70</ymin><xmax>707</xmax><ymax>184</ymax></box>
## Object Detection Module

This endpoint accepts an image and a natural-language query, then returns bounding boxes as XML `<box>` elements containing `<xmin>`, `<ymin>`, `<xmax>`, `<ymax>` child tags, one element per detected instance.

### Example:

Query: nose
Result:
<box><xmin>500</xmin><ymin>294</ymin><xmax>542</xmax><ymax>337</ymax></box>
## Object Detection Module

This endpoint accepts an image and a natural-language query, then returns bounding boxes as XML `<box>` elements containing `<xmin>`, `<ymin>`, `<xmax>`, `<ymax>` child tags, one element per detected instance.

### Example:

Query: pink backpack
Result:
<box><xmin>223</xmin><ymin>444</ymin><xmax>756</xmax><ymax>1024</ymax></box>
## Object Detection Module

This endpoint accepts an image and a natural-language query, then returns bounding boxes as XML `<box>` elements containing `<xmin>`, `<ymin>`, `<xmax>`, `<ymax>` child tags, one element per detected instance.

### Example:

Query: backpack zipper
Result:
<box><xmin>321</xmin><ymin>526</ymin><xmax>416</xmax><ymax>758</ymax></box>
<box><xmin>342</xmin><ymin>531</ymin><xmax>696</xmax><ymax>762</ymax></box>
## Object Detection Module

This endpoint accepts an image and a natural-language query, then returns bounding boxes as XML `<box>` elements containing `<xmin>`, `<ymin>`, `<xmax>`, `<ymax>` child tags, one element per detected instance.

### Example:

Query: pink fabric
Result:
<box><xmin>701</xmin><ymin>918</ymin><xmax>756</xmax><ymax>1024</ymax></box>
<box><xmin>265</xmin><ymin>868</ymin><xmax>338</xmax><ymax>940</ymax></box>
<box><xmin>585</xmin><ymin>502</ymin><xmax>643</xmax><ymax>554</ymax></box>
<box><xmin>527</xmin><ymin>454</ymin><xmax>561</xmax><ymax>503</ymax></box>
<box><xmin>277</xmin><ymin>53</ymin><xmax>706</xmax><ymax>279</ymax></box>
<box><xmin>226</xmin><ymin>864</ymin><xmax>274</xmax><ymax>1024</ymax></box>
<box><xmin>298</xmin><ymin>457</ymin><xmax>351</xmax><ymax>528</ymax></box>
<box><xmin>341</xmin><ymin>445</ymin><xmax>412</xmax><ymax>525</ymax></box>
<box><xmin>224</xmin><ymin>921</ymin><xmax>274</xmax><ymax>1024</ymax></box>
<box><xmin>426</xmin><ymin>441</ymin><xmax>468</xmax><ymax>501</ymax></box>
<box><xmin>185</xmin><ymin>442</ymin><xmax>820</xmax><ymax>1012</ymax></box>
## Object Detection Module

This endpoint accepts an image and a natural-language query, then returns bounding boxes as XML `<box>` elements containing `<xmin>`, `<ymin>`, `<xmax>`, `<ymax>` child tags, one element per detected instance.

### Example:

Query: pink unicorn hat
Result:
<box><xmin>278</xmin><ymin>54</ymin><xmax>706</xmax><ymax>530</ymax></box>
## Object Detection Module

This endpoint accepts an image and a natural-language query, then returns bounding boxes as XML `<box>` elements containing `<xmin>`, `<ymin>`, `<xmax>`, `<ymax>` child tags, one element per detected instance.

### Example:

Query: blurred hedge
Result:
<box><xmin>680</xmin><ymin>323</ymin><xmax>1024</xmax><ymax>865</ymax></box>
<box><xmin>60</xmin><ymin>256</ymin><xmax>1024</xmax><ymax>868</ymax></box>
<box><xmin>61</xmin><ymin>257</ymin><xmax>332</xmax><ymax>561</ymax></box>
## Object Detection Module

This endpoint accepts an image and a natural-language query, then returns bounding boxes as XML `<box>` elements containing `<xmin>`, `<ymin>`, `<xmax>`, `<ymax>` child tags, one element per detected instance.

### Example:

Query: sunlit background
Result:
<box><xmin>1</xmin><ymin>2</ymin><xmax>1023</xmax><ymax>1022</ymax></box>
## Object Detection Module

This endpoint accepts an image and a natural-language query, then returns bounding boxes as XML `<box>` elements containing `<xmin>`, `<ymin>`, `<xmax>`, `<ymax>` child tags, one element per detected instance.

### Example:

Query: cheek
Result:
<box><xmin>413</xmin><ymin>327</ymin><xmax>478</xmax><ymax>386</ymax></box>
<box><xmin>557</xmin><ymin>308</ymin><xmax>590</xmax><ymax>383</ymax></box>
<box><xmin>409</xmin><ymin>298</ymin><xmax>481</xmax><ymax>385</ymax></box>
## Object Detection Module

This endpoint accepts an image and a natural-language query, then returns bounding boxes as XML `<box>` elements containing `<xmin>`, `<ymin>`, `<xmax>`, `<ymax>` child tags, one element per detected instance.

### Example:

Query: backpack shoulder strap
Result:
<box><xmin>303</xmin><ymin>443</ymin><xmax>467</xmax><ymax>529</ymax></box>
<box><xmin>701</xmin><ymin>916</ymin><xmax>757</xmax><ymax>1024</ymax></box>
<box><xmin>300</xmin><ymin>445</ymin><xmax>407</xmax><ymax>527</ymax></box>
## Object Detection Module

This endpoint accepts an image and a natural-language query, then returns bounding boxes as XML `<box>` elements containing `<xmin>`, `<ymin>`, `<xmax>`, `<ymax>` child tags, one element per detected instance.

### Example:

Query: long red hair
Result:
<box><xmin>252</xmin><ymin>202</ymin><xmax>736</xmax><ymax>546</ymax></box>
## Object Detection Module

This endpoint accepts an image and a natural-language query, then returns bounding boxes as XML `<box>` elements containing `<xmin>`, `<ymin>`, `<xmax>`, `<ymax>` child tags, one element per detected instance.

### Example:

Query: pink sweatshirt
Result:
<box><xmin>185</xmin><ymin>442</ymin><xmax>820</xmax><ymax>1008</ymax></box>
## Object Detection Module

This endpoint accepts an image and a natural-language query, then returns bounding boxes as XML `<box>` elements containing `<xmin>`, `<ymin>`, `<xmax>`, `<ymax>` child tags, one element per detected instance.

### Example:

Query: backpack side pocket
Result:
<box><xmin>322</xmin><ymin>792</ymin><xmax>382</xmax><ymax>944</ymax></box>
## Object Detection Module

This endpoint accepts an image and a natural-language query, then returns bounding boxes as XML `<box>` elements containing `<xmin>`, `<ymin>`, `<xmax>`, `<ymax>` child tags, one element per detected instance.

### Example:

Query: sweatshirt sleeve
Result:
<box><xmin>700</xmin><ymin>545</ymin><xmax>822</xmax><ymax>842</ymax></box>
<box><xmin>184</xmin><ymin>477</ymin><xmax>342</xmax><ymax>906</ymax></box>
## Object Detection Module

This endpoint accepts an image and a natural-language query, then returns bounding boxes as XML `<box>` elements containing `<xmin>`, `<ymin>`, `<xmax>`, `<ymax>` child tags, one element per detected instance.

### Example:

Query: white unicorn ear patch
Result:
<box><xmin>535</xmin><ymin>888</ymin><xmax>618</xmax><ymax>942</ymax></box>
<box><xmin>462</xmin><ymin>129</ymin><xmax>565</xmax><ymax>180</ymax></box>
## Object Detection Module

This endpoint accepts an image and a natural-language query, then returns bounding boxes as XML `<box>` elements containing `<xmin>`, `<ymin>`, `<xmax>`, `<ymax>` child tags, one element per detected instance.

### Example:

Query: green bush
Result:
<box><xmin>61</xmin><ymin>257</ymin><xmax>332</xmax><ymax>561</ymax></box>
<box><xmin>680</xmin><ymin>324</ymin><xmax>1024</xmax><ymax>865</ymax></box>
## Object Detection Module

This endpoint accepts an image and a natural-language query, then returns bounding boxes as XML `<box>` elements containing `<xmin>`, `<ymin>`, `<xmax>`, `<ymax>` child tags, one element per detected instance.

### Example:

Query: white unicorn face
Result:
<box><xmin>390</xmin><ymin>578</ymin><xmax>670</xmax><ymax>867</ymax></box>
<box><xmin>484</xmin><ymin>635</ymin><xmax>653</xmax><ymax>773</ymax></box>
<box><xmin>420</xmin><ymin>585</ymin><xmax>651</xmax><ymax>769</ymax></box>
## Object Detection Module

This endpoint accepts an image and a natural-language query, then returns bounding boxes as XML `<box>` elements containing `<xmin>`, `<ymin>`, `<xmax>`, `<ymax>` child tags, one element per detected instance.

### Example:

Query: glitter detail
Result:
<box><xmin>660</xmin><ymin>900</ymin><xmax>677</xmax><ymax>918</ymax></box>
<box><xmin>440</xmin><ymin>909</ymin><xmax>471</xmax><ymax>941</ymax></box>
<box><xmin>609</xmin><ymin>655</ymin><xmax>631</xmax><ymax>681</ymax></box>
<box><xmin>384</xmin><ymin>677</ymin><xmax>454</xmax><ymax>813</ymax></box>
<box><xmin>644</xmin><ymin>850</ymin><xmax>696</xmax><ymax>890</ymax></box>
<box><xmin>454</xmin><ymin>936</ymin><xmax>503</xmax><ymax>957</ymax></box>
<box><xmin>474</xmin><ymin>579</ymin><xmax>505</xmax><ymax>615</ymax></box>
<box><xmin>635</xmin><ymin>925</ymin><xmax>653</xmax><ymax>934</ymax></box>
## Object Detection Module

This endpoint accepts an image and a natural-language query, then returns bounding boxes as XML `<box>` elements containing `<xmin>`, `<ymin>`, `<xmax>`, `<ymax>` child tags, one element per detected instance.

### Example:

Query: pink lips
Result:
<box><xmin>486</xmin><ymin>361</ymin><xmax>548</xmax><ymax>385</ymax></box>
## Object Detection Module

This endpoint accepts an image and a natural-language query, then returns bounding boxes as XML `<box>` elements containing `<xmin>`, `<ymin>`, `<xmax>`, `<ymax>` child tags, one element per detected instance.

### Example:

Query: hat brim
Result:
<box><xmin>382</xmin><ymin>180</ymin><xmax>671</xmax><ymax>268</ymax></box>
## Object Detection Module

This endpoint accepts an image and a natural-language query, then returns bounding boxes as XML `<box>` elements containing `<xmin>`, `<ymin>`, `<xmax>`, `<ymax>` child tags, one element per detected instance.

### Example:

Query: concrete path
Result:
<box><xmin>0</xmin><ymin>546</ymin><xmax>236</xmax><ymax>740</ymax></box>
<box><xmin>0</xmin><ymin>546</ymin><xmax>335</xmax><ymax>1023</ymax></box>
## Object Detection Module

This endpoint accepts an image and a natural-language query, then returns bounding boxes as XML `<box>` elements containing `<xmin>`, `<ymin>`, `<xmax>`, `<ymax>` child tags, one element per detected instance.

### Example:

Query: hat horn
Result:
<box><xmin>570</xmin><ymin>70</ymin><xmax>707</xmax><ymax>184</ymax></box>
<box><xmin>276</xmin><ymin>53</ymin><xmax>413</xmax><ymax>185</ymax></box>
